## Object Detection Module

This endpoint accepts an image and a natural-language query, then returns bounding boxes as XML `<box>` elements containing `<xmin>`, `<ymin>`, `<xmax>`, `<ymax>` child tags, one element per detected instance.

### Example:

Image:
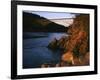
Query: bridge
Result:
<box><xmin>37</xmin><ymin>18</ymin><xmax>74</xmax><ymax>27</ymax></box>
<box><xmin>50</xmin><ymin>18</ymin><xmax>74</xmax><ymax>27</ymax></box>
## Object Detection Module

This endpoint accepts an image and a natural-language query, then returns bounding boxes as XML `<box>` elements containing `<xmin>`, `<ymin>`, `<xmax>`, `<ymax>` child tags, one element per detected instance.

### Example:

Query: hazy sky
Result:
<box><xmin>24</xmin><ymin>11</ymin><xmax>76</xmax><ymax>19</ymax></box>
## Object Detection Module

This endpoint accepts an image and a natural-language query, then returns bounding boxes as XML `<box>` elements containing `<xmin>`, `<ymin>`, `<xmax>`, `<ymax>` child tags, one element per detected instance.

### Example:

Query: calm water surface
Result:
<box><xmin>23</xmin><ymin>32</ymin><xmax>67</xmax><ymax>68</ymax></box>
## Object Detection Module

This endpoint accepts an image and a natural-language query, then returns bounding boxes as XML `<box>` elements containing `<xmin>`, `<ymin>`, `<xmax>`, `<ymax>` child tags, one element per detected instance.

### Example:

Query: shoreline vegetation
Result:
<box><xmin>41</xmin><ymin>14</ymin><xmax>90</xmax><ymax>68</ymax></box>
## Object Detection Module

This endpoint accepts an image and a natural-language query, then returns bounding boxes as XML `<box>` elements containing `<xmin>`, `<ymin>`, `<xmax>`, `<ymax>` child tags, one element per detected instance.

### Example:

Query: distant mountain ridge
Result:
<box><xmin>23</xmin><ymin>12</ymin><xmax>68</xmax><ymax>32</ymax></box>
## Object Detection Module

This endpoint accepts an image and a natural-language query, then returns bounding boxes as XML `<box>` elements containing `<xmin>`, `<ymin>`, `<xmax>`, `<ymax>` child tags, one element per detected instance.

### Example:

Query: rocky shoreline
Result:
<box><xmin>41</xmin><ymin>14</ymin><xmax>90</xmax><ymax>68</ymax></box>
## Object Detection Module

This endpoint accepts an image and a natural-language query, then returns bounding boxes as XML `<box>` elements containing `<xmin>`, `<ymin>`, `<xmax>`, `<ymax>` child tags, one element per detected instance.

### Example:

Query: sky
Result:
<box><xmin>24</xmin><ymin>11</ymin><xmax>76</xmax><ymax>19</ymax></box>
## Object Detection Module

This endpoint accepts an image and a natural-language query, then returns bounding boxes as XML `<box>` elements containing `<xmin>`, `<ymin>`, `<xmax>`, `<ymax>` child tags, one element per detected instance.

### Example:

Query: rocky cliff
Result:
<box><xmin>47</xmin><ymin>14</ymin><xmax>90</xmax><ymax>67</ymax></box>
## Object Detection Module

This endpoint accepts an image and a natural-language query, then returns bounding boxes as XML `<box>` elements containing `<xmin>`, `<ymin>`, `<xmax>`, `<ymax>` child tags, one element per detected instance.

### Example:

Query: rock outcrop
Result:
<box><xmin>47</xmin><ymin>38</ymin><xmax>58</xmax><ymax>50</ymax></box>
<box><xmin>47</xmin><ymin>14</ymin><xmax>90</xmax><ymax>67</ymax></box>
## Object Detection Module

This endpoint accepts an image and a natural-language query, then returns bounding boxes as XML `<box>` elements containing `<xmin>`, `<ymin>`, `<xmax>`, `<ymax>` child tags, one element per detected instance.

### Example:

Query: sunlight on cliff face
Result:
<box><xmin>47</xmin><ymin>14</ymin><xmax>90</xmax><ymax>67</ymax></box>
<box><xmin>50</xmin><ymin>19</ymin><xmax>74</xmax><ymax>27</ymax></box>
